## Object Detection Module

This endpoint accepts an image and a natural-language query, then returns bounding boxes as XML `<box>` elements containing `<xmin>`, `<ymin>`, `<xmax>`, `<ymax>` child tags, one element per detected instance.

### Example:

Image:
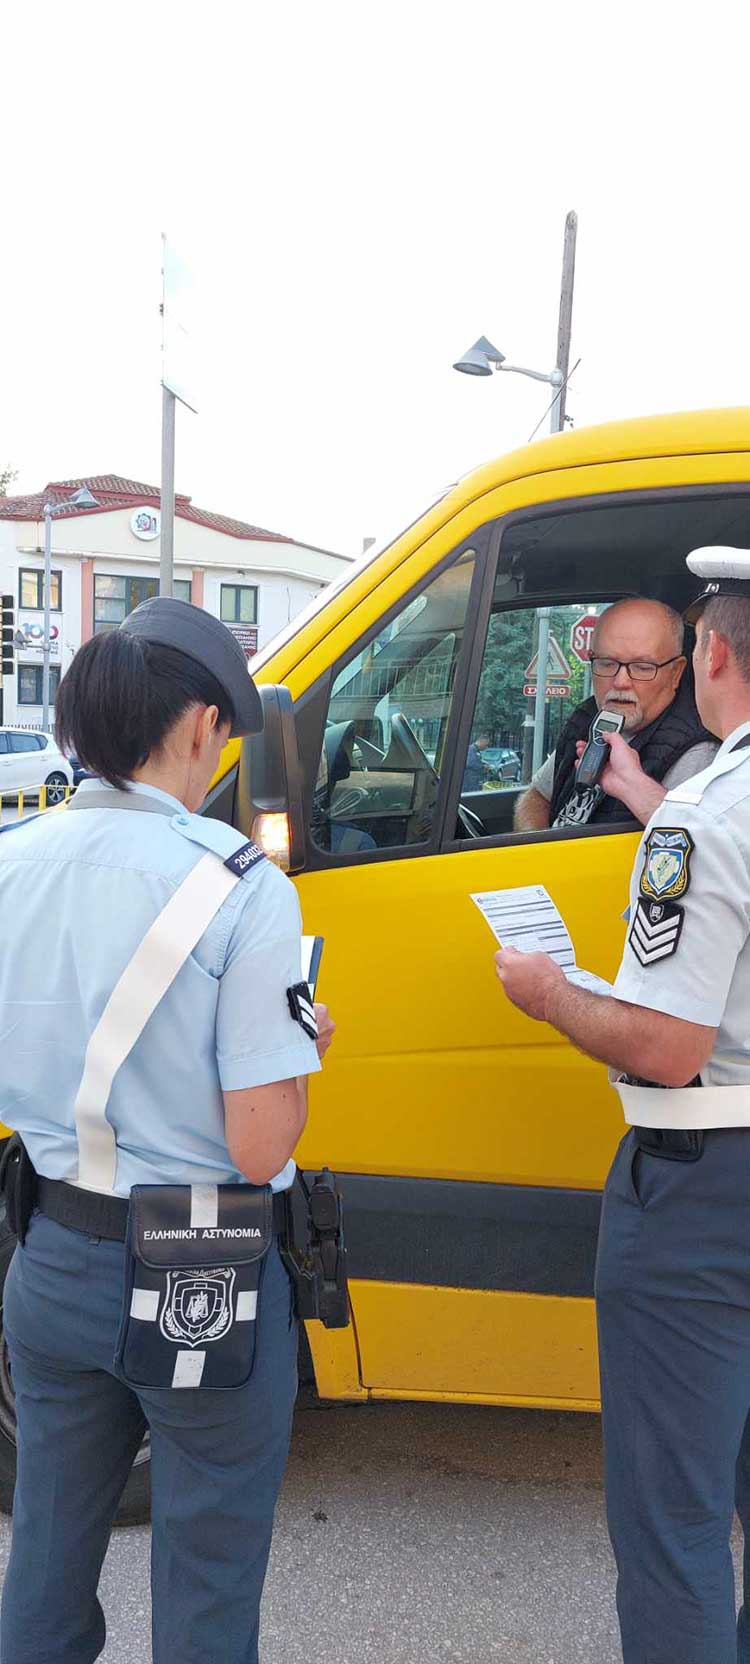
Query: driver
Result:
<box><xmin>514</xmin><ymin>599</ymin><xmax>716</xmax><ymax>831</ymax></box>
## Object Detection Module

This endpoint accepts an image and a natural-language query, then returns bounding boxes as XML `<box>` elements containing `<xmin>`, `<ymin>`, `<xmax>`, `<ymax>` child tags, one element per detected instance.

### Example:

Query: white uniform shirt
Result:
<box><xmin>613</xmin><ymin>724</ymin><xmax>750</xmax><ymax>1087</ymax></box>
<box><xmin>0</xmin><ymin>779</ymin><xmax>320</xmax><ymax>1196</ymax></box>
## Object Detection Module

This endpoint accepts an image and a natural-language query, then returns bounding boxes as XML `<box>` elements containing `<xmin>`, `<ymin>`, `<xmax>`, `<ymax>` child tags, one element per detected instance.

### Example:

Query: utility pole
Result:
<box><xmin>530</xmin><ymin>210</ymin><xmax>578</xmax><ymax>772</ymax></box>
<box><xmin>550</xmin><ymin>210</ymin><xmax>577</xmax><ymax>434</ymax></box>
<box><xmin>160</xmin><ymin>237</ymin><xmax>197</xmax><ymax>598</ymax></box>
<box><xmin>160</xmin><ymin>384</ymin><xmax>176</xmax><ymax>598</ymax></box>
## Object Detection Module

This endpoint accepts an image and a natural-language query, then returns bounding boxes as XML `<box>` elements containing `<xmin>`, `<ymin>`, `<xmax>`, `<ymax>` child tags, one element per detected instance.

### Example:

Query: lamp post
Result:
<box><xmin>453</xmin><ymin>212</ymin><xmax>578</xmax><ymax>773</ymax></box>
<box><xmin>453</xmin><ymin>210</ymin><xmax>578</xmax><ymax>435</ymax></box>
<box><xmin>453</xmin><ymin>334</ymin><xmax>565</xmax><ymax>426</ymax></box>
<box><xmin>42</xmin><ymin>486</ymin><xmax>99</xmax><ymax>732</ymax></box>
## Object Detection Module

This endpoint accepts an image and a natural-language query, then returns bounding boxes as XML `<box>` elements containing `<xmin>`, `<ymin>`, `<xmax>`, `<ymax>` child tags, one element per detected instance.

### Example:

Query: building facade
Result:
<box><xmin>0</xmin><ymin>475</ymin><xmax>351</xmax><ymax>725</ymax></box>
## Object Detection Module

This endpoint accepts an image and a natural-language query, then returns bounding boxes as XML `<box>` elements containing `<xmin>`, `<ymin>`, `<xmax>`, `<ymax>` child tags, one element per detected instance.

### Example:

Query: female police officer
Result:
<box><xmin>0</xmin><ymin>597</ymin><xmax>334</xmax><ymax>1664</ymax></box>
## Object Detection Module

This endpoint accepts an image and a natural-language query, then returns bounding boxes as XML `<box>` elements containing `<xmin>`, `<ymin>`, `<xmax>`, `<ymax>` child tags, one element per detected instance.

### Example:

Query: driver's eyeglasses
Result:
<box><xmin>590</xmin><ymin>654</ymin><xmax>683</xmax><ymax>683</ymax></box>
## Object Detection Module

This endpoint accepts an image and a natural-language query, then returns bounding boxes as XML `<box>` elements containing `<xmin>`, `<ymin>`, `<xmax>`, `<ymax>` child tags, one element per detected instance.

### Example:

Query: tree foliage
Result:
<box><xmin>473</xmin><ymin>604</ymin><xmax>589</xmax><ymax>750</ymax></box>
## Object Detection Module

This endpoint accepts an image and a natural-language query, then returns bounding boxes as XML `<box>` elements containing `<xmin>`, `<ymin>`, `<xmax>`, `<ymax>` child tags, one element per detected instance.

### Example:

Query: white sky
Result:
<box><xmin>2</xmin><ymin>1</ymin><xmax>748</xmax><ymax>557</ymax></box>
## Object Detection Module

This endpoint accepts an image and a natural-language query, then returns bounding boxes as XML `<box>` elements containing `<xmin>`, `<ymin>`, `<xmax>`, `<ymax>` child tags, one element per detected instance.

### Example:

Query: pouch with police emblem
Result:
<box><xmin>115</xmin><ymin>1183</ymin><xmax>273</xmax><ymax>1390</ymax></box>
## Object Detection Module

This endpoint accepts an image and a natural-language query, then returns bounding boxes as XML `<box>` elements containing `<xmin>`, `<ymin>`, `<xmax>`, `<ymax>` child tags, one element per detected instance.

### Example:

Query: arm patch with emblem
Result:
<box><xmin>627</xmin><ymin>897</ymin><xmax>685</xmax><ymax>966</ymax></box>
<box><xmin>639</xmin><ymin>826</ymin><xmax>693</xmax><ymax>899</ymax></box>
<box><xmin>287</xmin><ymin>982</ymin><xmax>318</xmax><ymax>1040</ymax></box>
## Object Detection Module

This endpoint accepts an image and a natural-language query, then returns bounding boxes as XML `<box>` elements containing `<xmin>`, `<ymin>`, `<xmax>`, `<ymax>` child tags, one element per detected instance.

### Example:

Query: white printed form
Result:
<box><xmin>471</xmin><ymin>885</ymin><xmax>576</xmax><ymax>967</ymax></box>
<box><xmin>470</xmin><ymin>885</ymin><xmax>612</xmax><ymax>995</ymax></box>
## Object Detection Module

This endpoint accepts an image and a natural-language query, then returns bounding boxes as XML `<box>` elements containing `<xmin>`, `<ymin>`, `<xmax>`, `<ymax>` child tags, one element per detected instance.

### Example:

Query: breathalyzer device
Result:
<box><xmin>574</xmin><ymin>709</ymin><xmax>625</xmax><ymax>790</ymax></box>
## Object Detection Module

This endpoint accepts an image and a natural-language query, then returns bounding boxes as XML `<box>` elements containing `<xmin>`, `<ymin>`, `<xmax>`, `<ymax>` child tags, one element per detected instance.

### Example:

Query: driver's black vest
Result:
<box><xmin>548</xmin><ymin>680</ymin><xmax>714</xmax><ymax>826</ymax></box>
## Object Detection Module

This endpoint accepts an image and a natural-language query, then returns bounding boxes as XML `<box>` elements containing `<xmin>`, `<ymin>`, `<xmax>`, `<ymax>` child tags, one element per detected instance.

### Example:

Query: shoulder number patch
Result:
<box><xmin>627</xmin><ymin>897</ymin><xmax>684</xmax><ymax>967</ymax></box>
<box><xmin>639</xmin><ymin>826</ymin><xmax>694</xmax><ymax>900</ymax></box>
<box><xmin>224</xmin><ymin>841</ymin><xmax>266</xmax><ymax>878</ymax></box>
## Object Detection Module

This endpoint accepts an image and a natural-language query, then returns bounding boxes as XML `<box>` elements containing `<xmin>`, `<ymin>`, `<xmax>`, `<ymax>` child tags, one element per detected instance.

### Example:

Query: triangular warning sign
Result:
<box><xmin>524</xmin><ymin>633</ymin><xmax>570</xmax><ymax>681</ymax></box>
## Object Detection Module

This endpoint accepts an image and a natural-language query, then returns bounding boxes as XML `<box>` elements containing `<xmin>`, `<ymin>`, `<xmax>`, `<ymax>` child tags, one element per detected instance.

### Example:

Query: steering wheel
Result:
<box><xmin>456</xmin><ymin>802</ymin><xmax>485</xmax><ymax>839</ymax></box>
<box><xmin>386</xmin><ymin>713</ymin><xmax>439</xmax><ymax>780</ymax></box>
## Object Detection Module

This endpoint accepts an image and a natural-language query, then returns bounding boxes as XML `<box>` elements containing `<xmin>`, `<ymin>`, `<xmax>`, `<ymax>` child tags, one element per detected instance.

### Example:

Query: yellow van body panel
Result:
<box><xmin>295</xmin><ymin>831</ymin><xmax>635</xmax><ymax>1189</ymax></box>
<box><xmin>351</xmin><ymin>1282</ymin><xmax>599</xmax><ymax>1409</ymax></box>
<box><xmin>202</xmin><ymin>410</ymin><xmax>750</xmax><ymax>1407</ymax></box>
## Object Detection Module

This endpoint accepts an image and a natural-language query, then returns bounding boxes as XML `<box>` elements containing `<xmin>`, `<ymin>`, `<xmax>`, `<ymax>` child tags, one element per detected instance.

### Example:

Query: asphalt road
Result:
<box><xmin>0</xmin><ymin>1397</ymin><xmax>743</xmax><ymax>1663</ymax></box>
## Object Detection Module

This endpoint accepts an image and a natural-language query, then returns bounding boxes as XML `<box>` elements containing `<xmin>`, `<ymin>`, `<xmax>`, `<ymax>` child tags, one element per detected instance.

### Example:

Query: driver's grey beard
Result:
<box><xmin>596</xmin><ymin>692</ymin><xmax>640</xmax><ymax>731</ymax></box>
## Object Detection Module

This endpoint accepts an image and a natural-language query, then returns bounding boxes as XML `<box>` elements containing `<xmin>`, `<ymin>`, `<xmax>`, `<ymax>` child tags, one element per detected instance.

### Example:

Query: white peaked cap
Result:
<box><xmin>684</xmin><ymin>547</ymin><xmax>750</xmax><ymax>623</ymax></box>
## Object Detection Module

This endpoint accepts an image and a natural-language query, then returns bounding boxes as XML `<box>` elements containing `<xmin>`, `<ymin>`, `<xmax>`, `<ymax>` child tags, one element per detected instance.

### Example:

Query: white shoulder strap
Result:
<box><xmin>667</xmin><ymin>743</ymin><xmax>750</xmax><ymax>805</ymax></box>
<box><xmin>73</xmin><ymin>852</ymin><xmax>240</xmax><ymax>1193</ymax></box>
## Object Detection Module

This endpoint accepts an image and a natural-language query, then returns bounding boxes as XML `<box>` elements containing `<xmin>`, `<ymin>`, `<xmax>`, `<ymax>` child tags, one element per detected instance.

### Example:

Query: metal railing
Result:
<box><xmin>0</xmin><ymin>783</ymin><xmax>74</xmax><ymax>822</ymax></box>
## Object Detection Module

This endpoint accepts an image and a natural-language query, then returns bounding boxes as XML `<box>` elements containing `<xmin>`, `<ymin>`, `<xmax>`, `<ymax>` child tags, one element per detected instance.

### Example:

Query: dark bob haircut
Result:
<box><xmin>55</xmin><ymin>631</ymin><xmax>234</xmax><ymax>791</ymax></box>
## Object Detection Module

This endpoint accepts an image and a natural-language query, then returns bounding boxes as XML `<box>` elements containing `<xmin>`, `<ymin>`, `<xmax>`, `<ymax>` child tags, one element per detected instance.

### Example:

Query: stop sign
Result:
<box><xmin>570</xmin><ymin>612</ymin><xmax>598</xmax><ymax>663</ymax></box>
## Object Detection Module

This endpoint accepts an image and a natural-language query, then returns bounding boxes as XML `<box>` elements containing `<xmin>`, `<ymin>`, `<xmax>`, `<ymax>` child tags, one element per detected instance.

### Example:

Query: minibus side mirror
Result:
<box><xmin>236</xmin><ymin>684</ymin><xmax>306</xmax><ymax>873</ymax></box>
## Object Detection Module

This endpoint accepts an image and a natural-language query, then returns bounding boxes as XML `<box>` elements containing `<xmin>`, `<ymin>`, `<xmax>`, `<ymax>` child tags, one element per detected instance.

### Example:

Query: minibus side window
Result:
<box><xmin>459</xmin><ymin>600</ymin><xmax>606</xmax><ymax>837</ymax></box>
<box><xmin>310</xmin><ymin>551</ymin><xmax>476</xmax><ymax>854</ymax></box>
<box><xmin>453</xmin><ymin>488</ymin><xmax>750</xmax><ymax>843</ymax></box>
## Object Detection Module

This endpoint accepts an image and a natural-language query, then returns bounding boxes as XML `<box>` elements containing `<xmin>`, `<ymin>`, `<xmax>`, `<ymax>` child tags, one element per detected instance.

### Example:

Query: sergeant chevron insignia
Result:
<box><xmin>286</xmin><ymin>981</ymin><xmax>318</xmax><ymax>1040</ymax></box>
<box><xmin>627</xmin><ymin>897</ymin><xmax>684</xmax><ymax>966</ymax></box>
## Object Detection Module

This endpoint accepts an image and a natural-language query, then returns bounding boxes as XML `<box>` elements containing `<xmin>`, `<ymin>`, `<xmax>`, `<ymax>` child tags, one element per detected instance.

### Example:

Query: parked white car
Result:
<box><xmin>0</xmin><ymin>728</ymin><xmax>74</xmax><ymax>805</ymax></box>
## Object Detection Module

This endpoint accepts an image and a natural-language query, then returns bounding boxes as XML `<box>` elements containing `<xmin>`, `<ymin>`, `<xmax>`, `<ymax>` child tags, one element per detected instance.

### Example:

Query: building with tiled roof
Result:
<box><xmin>0</xmin><ymin>475</ymin><xmax>351</xmax><ymax>724</ymax></box>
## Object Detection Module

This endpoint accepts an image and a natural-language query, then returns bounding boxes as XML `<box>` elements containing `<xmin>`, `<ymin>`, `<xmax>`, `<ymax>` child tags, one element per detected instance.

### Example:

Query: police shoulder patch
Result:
<box><xmin>224</xmin><ymin>841</ymin><xmax>266</xmax><ymax>878</ymax></box>
<box><xmin>639</xmin><ymin>825</ymin><xmax>694</xmax><ymax>900</ymax></box>
<box><xmin>172</xmin><ymin>812</ymin><xmax>266</xmax><ymax>874</ymax></box>
<box><xmin>627</xmin><ymin>897</ymin><xmax>684</xmax><ymax>967</ymax></box>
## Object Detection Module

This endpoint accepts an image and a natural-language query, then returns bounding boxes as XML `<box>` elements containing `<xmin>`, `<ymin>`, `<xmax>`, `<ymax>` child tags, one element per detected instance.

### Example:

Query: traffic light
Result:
<box><xmin>1</xmin><ymin>594</ymin><xmax>15</xmax><ymax>676</ymax></box>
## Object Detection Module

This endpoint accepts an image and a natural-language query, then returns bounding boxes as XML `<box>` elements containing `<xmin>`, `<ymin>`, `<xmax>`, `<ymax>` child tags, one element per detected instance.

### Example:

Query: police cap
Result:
<box><xmin>684</xmin><ymin>546</ymin><xmax>750</xmax><ymax>625</ymax></box>
<box><xmin>120</xmin><ymin>597</ymin><xmax>263</xmax><ymax>736</ymax></box>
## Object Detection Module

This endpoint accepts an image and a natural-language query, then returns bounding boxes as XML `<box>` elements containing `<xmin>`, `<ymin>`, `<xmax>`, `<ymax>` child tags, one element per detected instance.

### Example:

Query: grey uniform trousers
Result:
<box><xmin>596</xmin><ymin>1127</ymin><xmax>750</xmax><ymax>1664</ymax></box>
<box><xmin>0</xmin><ymin>1211</ymin><xmax>298</xmax><ymax>1664</ymax></box>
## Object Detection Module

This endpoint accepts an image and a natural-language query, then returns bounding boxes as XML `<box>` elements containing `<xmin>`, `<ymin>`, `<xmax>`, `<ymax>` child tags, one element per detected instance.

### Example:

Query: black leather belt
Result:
<box><xmin>37</xmin><ymin>1176</ymin><xmax>287</xmax><ymax>1242</ymax></box>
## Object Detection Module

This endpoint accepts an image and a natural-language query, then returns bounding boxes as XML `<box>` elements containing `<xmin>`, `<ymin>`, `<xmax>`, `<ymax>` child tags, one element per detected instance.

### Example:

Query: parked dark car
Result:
<box><xmin>482</xmin><ymin>746</ymin><xmax>521</xmax><ymax>783</ymax></box>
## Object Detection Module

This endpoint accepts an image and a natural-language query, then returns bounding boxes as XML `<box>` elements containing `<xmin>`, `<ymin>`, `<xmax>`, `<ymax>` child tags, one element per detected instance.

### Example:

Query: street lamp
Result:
<box><xmin>452</xmin><ymin>216</ymin><xmax>578</xmax><ymax>779</ymax></box>
<box><xmin>42</xmin><ymin>486</ymin><xmax>100</xmax><ymax>732</ymax></box>
<box><xmin>453</xmin><ymin>336</ymin><xmax>564</xmax><ymax>426</ymax></box>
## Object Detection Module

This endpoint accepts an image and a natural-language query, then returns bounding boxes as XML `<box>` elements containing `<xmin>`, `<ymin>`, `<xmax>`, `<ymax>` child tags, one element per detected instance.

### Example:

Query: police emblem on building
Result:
<box><xmin>160</xmin><ymin>1267</ymin><xmax>236</xmax><ymax>1348</ymax></box>
<box><xmin>640</xmin><ymin>826</ymin><xmax>694</xmax><ymax>899</ymax></box>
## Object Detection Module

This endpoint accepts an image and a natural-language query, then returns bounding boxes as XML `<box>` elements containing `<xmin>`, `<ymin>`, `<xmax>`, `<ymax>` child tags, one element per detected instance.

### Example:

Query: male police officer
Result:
<box><xmin>515</xmin><ymin>597</ymin><xmax>716</xmax><ymax>830</ymax></box>
<box><xmin>496</xmin><ymin>548</ymin><xmax>750</xmax><ymax>1663</ymax></box>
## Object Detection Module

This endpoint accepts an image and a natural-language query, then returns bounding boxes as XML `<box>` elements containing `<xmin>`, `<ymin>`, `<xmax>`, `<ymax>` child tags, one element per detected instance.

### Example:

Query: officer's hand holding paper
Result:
<box><xmin>470</xmin><ymin>884</ymin><xmax>613</xmax><ymax>1015</ymax></box>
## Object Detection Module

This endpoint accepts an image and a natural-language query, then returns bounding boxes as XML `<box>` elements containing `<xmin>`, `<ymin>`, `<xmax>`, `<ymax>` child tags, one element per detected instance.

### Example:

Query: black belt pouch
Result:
<box><xmin>115</xmin><ymin>1184</ymin><xmax>273</xmax><ymax>1390</ymax></box>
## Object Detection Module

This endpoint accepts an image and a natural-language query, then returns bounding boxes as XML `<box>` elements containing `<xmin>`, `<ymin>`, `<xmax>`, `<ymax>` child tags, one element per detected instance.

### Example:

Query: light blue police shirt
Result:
<box><xmin>613</xmin><ymin>723</ymin><xmax>750</xmax><ymax>1086</ymax></box>
<box><xmin>0</xmin><ymin>778</ymin><xmax>320</xmax><ymax>1197</ymax></box>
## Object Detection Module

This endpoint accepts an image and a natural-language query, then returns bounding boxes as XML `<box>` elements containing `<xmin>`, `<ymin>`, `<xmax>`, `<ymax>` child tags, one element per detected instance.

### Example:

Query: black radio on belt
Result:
<box><xmin>0</xmin><ymin>1132</ymin><xmax>37</xmax><ymax>1244</ymax></box>
<box><xmin>279</xmin><ymin>1168</ymin><xmax>349</xmax><ymax>1329</ymax></box>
